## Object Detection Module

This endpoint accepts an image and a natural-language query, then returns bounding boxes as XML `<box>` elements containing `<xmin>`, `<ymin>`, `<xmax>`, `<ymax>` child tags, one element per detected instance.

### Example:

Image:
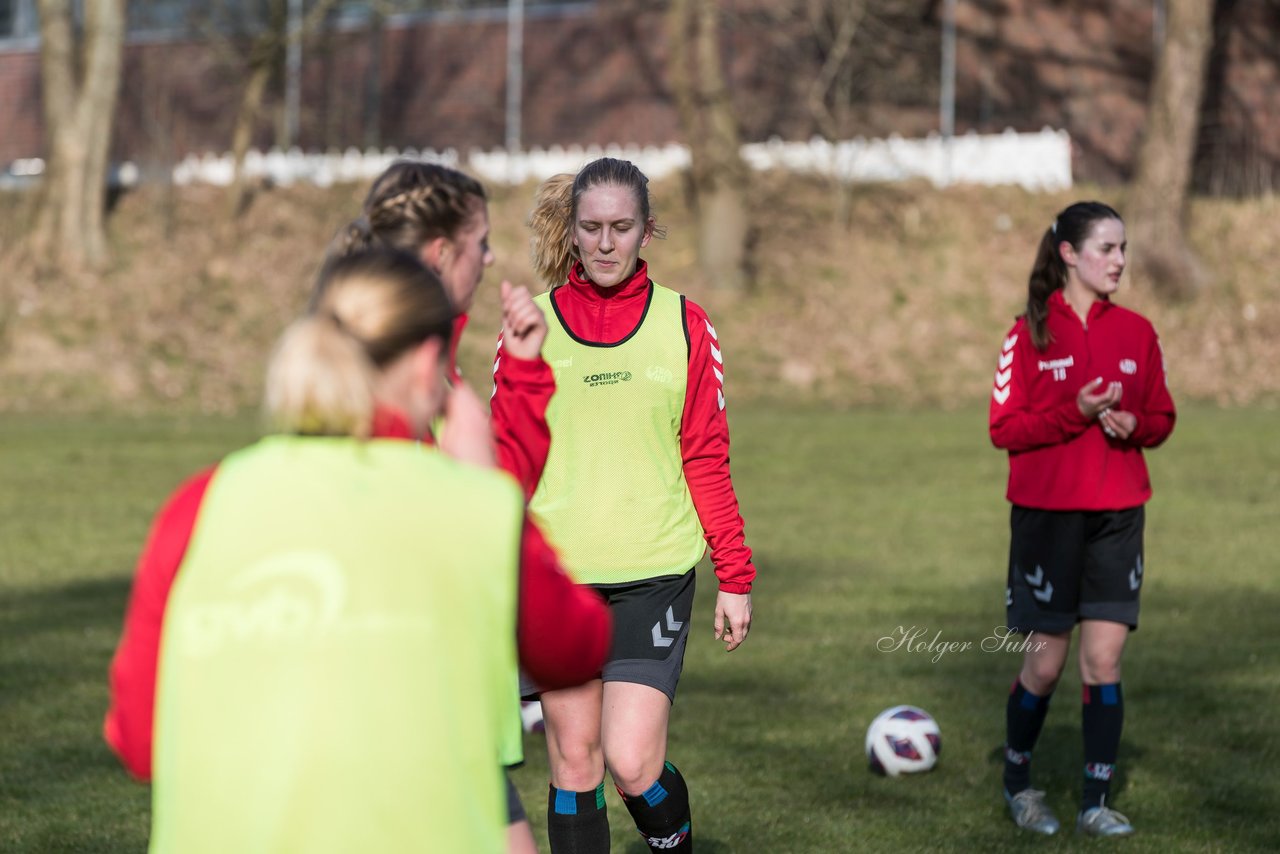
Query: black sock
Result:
<box><xmin>1081</xmin><ymin>682</ymin><xmax>1124</xmax><ymax>810</ymax></box>
<box><xmin>1004</xmin><ymin>679</ymin><xmax>1053</xmax><ymax>795</ymax></box>
<box><xmin>547</xmin><ymin>783</ymin><xmax>610</xmax><ymax>854</ymax></box>
<box><xmin>620</xmin><ymin>761</ymin><xmax>692</xmax><ymax>852</ymax></box>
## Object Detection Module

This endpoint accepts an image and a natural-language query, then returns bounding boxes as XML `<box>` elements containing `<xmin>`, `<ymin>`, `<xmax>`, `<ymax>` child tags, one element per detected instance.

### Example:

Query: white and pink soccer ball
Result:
<box><xmin>865</xmin><ymin>705</ymin><xmax>941</xmax><ymax>776</ymax></box>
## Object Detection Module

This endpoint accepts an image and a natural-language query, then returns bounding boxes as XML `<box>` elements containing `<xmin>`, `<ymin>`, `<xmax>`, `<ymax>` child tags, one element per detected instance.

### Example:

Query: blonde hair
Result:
<box><xmin>527</xmin><ymin>157</ymin><xmax>663</xmax><ymax>288</ymax></box>
<box><xmin>328</xmin><ymin>160</ymin><xmax>487</xmax><ymax>263</ymax></box>
<box><xmin>266</xmin><ymin>250</ymin><xmax>454</xmax><ymax>438</ymax></box>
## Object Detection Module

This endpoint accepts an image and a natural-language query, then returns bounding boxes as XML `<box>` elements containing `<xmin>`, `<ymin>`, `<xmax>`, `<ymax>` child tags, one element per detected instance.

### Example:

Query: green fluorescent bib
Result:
<box><xmin>150</xmin><ymin>437</ymin><xmax>522</xmax><ymax>854</ymax></box>
<box><xmin>531</xmin><ymin>283</ymin><xmax>705</xmax><ymax>584</ymax></box>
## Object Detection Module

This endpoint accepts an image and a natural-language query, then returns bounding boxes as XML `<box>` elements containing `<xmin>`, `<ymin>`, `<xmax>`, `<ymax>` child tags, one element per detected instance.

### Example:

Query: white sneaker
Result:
<box><xmin>1005</xmin><ymin>788</ymin><xmax>1060</xmax><ymax>835</ymax></box>
<box><xmin>1076</xmin><ymin>797</ymin><xmax>1135</xmax><ymax>837</ymax></box>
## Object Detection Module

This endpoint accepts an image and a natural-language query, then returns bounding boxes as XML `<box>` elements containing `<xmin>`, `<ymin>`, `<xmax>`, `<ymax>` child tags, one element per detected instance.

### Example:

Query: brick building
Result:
<box><xmin>1</xmin><ymin>0</ymin><xmax>1277</xmax><ymax>193</ymax></box>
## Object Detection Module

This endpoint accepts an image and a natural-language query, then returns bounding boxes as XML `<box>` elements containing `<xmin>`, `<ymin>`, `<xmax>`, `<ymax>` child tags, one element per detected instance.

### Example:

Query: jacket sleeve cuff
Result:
<box><xmin>498</xmin><ymin>353</ymin><xmax>552</xmax><ymax>382</ymax></box>
<box><xmin>1061</xmin><ymin>399</ymin><xmax>1091</xmax><ymax>428</ymax></box>
<box><xmin>717</xmin><ymin>580</ymin><xmax>753</xmax><ymax>595</ymax></box>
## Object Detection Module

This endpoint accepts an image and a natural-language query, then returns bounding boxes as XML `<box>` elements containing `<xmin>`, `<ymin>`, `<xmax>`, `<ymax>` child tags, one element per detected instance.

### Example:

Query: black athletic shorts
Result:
<box><xmin>506</xmin><ymin>772</ymin><xmax>525</xmax><ymax>824</ymax></box>
<box><xmin>1006</xmin><ymin>505</ymin><xmax>1145</xmax><ymax>634</ymax></box>
<box><xmin>521</xmin><ymin>570</ymin><xmax>696</xmax><ymax>703</ymax></box>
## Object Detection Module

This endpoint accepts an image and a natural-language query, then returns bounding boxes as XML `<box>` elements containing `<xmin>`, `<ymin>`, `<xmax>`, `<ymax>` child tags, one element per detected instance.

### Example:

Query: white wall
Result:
<box><xmin>3</xmin><ymin>128</ymin><xmax>1072</xmax><ymax>192</ymax></box>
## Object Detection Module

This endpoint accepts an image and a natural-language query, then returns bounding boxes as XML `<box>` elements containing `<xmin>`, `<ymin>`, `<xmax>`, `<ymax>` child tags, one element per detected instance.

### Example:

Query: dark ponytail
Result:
<box><xmin>1025</xmin><ymin>201</ymin><xmax>1122</xmax><ymax>350</ymax></box>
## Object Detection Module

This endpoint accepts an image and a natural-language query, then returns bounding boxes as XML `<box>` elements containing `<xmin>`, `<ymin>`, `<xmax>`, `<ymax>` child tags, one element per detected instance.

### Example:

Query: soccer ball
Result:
<box><xmin>865</xmin><ymin>705</ymin><xmax>941</xmax><ymax>776</ymax></box>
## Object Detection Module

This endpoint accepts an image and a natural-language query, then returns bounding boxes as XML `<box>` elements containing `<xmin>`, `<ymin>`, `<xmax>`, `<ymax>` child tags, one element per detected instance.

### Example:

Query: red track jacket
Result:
<box><xmin>493</xmin><ymin>260</ymin><xmax>756</xmax><ymax>593</ymax></box>
<box><xmin>989</xmin><ymin>289</ymin><xmax>1176</xmax><ymax>511</ymax></box>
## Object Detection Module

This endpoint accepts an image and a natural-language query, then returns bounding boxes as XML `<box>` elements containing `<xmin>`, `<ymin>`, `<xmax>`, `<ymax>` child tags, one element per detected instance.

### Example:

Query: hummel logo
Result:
<box><xmin>651</xmin><ymin>607</ymin><xmax>684</xmax><ymax>648</ymax></box>
<box><xmin>993</xmin><ymin>334</ymin><xmax>1017</xmax><ymax>405</ymax></box>
<box><xmin>1128</xmin><ymin>555</ymin><xmax>1143</xmax><ymax>591</ymax></box>
<box><xmin>1023</xmin><ymin>565</ymin><xmax>1054</xmax><ymax>603</ymax></box>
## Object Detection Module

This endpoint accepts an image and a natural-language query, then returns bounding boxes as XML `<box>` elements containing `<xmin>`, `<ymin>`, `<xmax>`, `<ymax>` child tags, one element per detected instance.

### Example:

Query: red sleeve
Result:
<box><xmin>103</xmin><ymin>467</ymin><xmax>215</xmax><ymax>782</ymax></box>
<box><xmin>516</xmin><ymin>517</ymin><xmax>612</xmax><ymax>689</ymax></box>
<box><xmin>1128</xmin><ymin>332</ymin><xmax>1177</xmax><ymax>448</ymax></box>
<box><xmin>681</xmin><ymin>300</ymin><xmax>755</xmax><ymax>593</ymax></box>
<box><xmin>988</xmin><ymin>325</ymin><xmax>1092</xmax><ymax>452</ymax></box>
<box><xmin>490</xmin><ymin>343</ymin><xmax>555</xmax><ymax>500</ymax></box>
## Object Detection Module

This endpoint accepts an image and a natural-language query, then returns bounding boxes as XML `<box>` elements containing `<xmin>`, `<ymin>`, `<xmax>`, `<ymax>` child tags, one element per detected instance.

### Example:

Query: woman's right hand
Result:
<box><xmin>1076</xmin><ymin>377</ymin><xmax>1122</xmax><ymax>419</ymax></box>
<box><xmin>500</xmin><ymin>281</ymin><xmax>548</xmax><ymax>361</ymax></box>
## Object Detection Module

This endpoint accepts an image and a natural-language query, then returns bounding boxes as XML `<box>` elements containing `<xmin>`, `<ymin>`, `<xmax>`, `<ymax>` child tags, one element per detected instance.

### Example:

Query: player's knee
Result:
<box><xmin>547</xmin><ymin>739</ymin><xmax>604</xmax><ymax>790</ymax></box>
<box><xmin>1079</xmin><ymin>651</ymin><xmax>1122</xmax><ymax>684</ymax></box>
<box><xmin>605</xmin><ymin>747</ymin><xmax>665</xmax><ymax>796</ymax></box>
<box><xmin>1022</xmin><ymin>660</ymin><xmax>1065</xmax><ymax>695</ymax></box>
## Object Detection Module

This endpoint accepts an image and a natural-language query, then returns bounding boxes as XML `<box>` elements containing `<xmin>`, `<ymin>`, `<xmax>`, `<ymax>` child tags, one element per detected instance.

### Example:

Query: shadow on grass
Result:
<box><xmin>0</xmin><ymin>575</ymin><xmax>149</xmax><ymax>853</ymax></box>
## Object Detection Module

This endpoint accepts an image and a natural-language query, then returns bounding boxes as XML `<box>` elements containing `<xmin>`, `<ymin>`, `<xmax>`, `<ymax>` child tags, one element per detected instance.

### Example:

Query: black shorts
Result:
<box><xmin>522</xmin><ymin>570</ymin><xmax>696</xmax><ymax>703</ymax></box>
<box><xmin>1006</xmin><ymin>506</ymin><xmax>1145</xmax><ymax>634</ymax></box>
<box><xmin>506</xmin><ymin>772</ymin><xmax>525</xmax><ymax>824</ymax></box>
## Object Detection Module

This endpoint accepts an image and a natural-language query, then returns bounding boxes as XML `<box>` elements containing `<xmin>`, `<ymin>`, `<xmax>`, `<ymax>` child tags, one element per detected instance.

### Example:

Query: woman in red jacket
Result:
<box><xmin>105</xmin><ymin>250</ymin><xmax>611</xmax><ymax>853</ymax></box>
<box><xmin>499</xmin><ymin>158</ymin><xmax>757</xmax><ymax>853</ymax></box>
<box><xmin>989</xmin><ymin>201</ymin><xmax>1176</xmax><ymax>838</ymax></box>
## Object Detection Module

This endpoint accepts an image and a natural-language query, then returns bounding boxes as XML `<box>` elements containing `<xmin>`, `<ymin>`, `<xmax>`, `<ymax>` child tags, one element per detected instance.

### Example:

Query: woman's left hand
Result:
<box><xmin>438</xmin><ymin>381</ymin><xmax>496</xmax><ymax>468</ymax></box>
<box><xmin>1098</xmin><ymin>408</ymin><xmax>1137</xmax><ymax>441</ymax></box>
<box><xmin>714</xmin><ymin>591</ymin><xmax>753</xmax><ymax>652</ymax></box>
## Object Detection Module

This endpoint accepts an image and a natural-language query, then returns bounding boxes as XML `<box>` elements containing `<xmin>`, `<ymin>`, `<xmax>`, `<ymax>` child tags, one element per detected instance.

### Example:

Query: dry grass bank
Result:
<box><xmin>1</xmin><ymin>175</ymin><xmax>1276</xmax><ymax>414</ymax></box>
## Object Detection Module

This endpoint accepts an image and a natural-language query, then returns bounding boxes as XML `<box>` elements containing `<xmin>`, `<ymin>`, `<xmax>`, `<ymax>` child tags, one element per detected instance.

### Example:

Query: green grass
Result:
<box><xmin>2</xmin><ymin>408</ymin><xmax>1277</xmax><ymax>852</ymax></box>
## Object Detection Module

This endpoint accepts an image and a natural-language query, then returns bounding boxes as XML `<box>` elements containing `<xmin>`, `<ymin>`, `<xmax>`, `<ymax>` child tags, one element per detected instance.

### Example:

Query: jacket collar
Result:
<box><xmin>566</xmin><ymin>258</ymin><xmax>651</xmax><ymax>300</ymax></box>
<box><xmin>1049</xmin><ymin>288</ymin><xmax>1112</xmax><ymax>324</ymax></box>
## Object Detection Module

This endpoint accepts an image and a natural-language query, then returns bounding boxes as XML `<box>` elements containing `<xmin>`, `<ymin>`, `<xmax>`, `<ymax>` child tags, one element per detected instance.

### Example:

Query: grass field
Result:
<box><xmin>2</xmin><ymin>407</ymin><xmax>1278</xmax><ymax>852</ymax></box>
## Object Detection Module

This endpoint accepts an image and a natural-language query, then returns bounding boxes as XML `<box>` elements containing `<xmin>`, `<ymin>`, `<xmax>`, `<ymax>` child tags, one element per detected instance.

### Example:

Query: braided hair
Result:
<box><xmin>328</xmin><ymin>161</ymin><xmax>487</xmax><ymax>261</ymax></box>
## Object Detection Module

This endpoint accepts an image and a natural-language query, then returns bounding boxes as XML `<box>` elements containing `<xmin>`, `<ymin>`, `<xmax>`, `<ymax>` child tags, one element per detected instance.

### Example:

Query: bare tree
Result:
<box><xmin>196</xmin><ymin>0</ymin><xmax>339</xmax><ymax>219</ymax></box>
<box><xmin>668</xmin><ymin>0</ymin><xmax>750</xmax><ymax>292</ymax></box>
<box><xmin>30</xmin><ymin>0</ymin><xmax>127</xmax><ymax>270</ymax></box>
<box><xmin>741</xmin><ymin>0</ymin><xmax>935</xmax><ymax>226</ymax></box>
<box><xmin>1129</xmin><ymin>0</ymin><xmax>1215</xmax><ymax>300</ymax></box>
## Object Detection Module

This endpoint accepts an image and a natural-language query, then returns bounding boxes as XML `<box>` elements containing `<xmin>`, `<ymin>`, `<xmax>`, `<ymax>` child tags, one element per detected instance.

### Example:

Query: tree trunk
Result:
<box><xmin>227</xmin><ymin>54</ymin><xmax>276</xmax><ymax>220</ymax></box>
<box><xmin>363</xmin><ymin>5</ymin><xmax>385</xmax><ymax>151</ymax></box>
<box><xmin>668</xmin><ymin>0</ymin><xmax>750</xmax><ymax>292</ymax></box>
<box><xmin>225</xmin><ymin>0</ymin><xmax>338</xmax><ymax>221</ymax></box>
<box><xmin>1129</xmin><ymin>0</ymin><xmax>1214</xmax><ymax>300</ymax></box>
<box><xmin>31</xmin><ymin>0</ymin><xmax>126</xmax><ymax>271</ymax></box>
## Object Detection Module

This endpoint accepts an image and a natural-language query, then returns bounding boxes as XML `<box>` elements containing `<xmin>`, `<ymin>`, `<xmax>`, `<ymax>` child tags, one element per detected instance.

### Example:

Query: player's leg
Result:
<box><xmin>541</xmin><ymin>680</ymin><xmax>609</xmax><ymax>853</ymax></box>
<box><xmin>602</xmin><ymin>683</ymin><xmax>690</xmax><ymax>852</ymax></box>
<box><xmin>1075</xmin><ymin>507</ymin><xmax>1143</xmax><ymax>836</ymax></box>
<box><xmin>1003</xmin><ymin>507</ymin><xmax>1084</xmax><ymax>834</ymax></box>
<box><xmin>505</xmin><ymin>774</ymin><xmax>539</xmax><ymax>854</ymax></box>
<box><xmin>1003</xmin><ymin>633</ymin><xmax>1070</xmax><ymax>834</ymax></box>
<box><xmin>507</xmin><ymin>821</ymin><xmax>538</xmax><ymax>854</ymax></box>
<box><xmin>599</xmin><ymin>571</ymin><xmax>696</xmax><ymax>853</ymax></box>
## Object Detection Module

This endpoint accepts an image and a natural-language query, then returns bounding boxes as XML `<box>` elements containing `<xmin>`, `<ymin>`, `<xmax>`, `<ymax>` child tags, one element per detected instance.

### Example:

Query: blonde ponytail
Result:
<box><xmin>528</xmin><ymin>173</ymin><xmax>576</xmax><ymax>288</ymax></box>
<box><xmin>264</xmin><ymin>314</ymin><xmax>378</xmax><ymax>438</ymax></box>
<box><xmin>269</xmin><ymin>250</ymin><xmax>456</xmax><ymax>439</ymax></box>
